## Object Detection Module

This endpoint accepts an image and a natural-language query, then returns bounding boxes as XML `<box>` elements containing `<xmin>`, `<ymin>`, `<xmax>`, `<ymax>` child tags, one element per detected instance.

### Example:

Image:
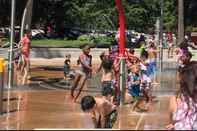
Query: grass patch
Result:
<box><xmin>31</xmin><ymin>39</ymin><xmax>95</xmax><ymax>48</ymax></box>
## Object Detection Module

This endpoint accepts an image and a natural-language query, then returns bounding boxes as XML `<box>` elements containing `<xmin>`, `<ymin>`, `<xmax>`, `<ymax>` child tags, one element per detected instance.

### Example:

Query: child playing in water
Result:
<box><xmin>81</xmin><ymin>95</ymin><xmax>117</xmax><ymax>128</ymax></box>
<box><xmin>128</xmin><ymin>64</ymin><xmax>144</xmax><ymax>112</ymax></box>
<box><xmin>63</xmin><ymin>53</ymin><xmax>71</xmax><ymax>80</ymax></box>
<box><xmin>102</xmin><ymin>83</ymin><xmax>115</xmax><ymax>104</ymax></box>
<box><xmin>101</xmin><ymin>59</ymin><xmax>114</xmax><ymax>89</ymax></box>
<box><xmin>166</xmin><ymin>60</ymin><xmax>197</xmax><ymax>130</ymax></box>
<box><xmin>140</xmin><ymin>49</ymin><xmax>153</xmax><ymax>103</ymax></box>
<box><xmin>70</xmin><ymin>44</ymin><xmax>93</xmax><ymax>102</ymax></box>
<box><xmin>101</xmin><ymin>59</ymin><xmax>115</xmax><ymax>103</ymax></box>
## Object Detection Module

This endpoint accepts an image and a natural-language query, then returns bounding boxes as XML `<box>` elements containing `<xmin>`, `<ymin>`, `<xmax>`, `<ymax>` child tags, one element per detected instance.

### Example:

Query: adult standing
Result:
<box><xmin>20</xmin><ymin>30</ymin><xmax>31</xmax><ymax>85</ymax></box>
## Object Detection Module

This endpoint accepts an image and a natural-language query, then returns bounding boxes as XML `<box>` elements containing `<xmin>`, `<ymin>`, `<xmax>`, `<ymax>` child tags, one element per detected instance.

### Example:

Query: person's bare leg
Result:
<box><xmin>22</xmin><ymin>67</ymin><xmax>28</xmax><ymax>85</ymax></box>
<box><xmin>167</xmin><ymin>48</ymin><xmax>170</xmax><ymax>58</ymax></box>
<box><xmin>20</xmin><ymin>56</ymin><xmax>26</xmax><ymax>74</ymax></box>
<box><xmin>74</xmin><ymin>76</ymin><xmax>88</xmax><ymax>102</ymax></box>
<box><xmin>26</xmin><ymin>60</ymin><xmax>31</xmax><ymax>84</ymax></box>
<box><xmin>22</xmin><ymin>59</ymin><xmax>30</xmax><ymax>85</ymax></box>
<box><xmin>131</xmin><ymin>96</ymin><xmax>143</xmax><ymax>110</ymax></box>
<box><xmin>171</xmin><ymin>47</ymin><xmax>174</xmax><ymax>57</ymax></box>
<box><xmin>70</xmin><ymin>73</ymin><xmax>81</xmax><ymax>98</ymax></box>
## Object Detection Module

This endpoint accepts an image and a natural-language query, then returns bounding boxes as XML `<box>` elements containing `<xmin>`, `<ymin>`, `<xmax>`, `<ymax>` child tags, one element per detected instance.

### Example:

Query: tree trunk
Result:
<box><xmin>178</xmin><ymin>0</ymin><xmax>184</xmax><ymax>45</ymax></box>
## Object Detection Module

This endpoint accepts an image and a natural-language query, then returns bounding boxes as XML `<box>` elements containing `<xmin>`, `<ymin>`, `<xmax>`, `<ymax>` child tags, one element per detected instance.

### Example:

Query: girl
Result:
<box><xmin>70</xmin><ymin>44</ymin><xmax>93</xmax><ymax>102</ymax></box>
<box><xmin>166</xmin><ymin>61</ymin><xmax>197</xmax><ymax>130</ymax></box>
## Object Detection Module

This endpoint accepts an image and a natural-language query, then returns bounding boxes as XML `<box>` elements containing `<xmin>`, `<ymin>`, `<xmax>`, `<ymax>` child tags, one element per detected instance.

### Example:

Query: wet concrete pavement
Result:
<box><xmin>0</xmin><ymin>61</ymin><xmax>178</xmax><ymax>130</ymax></box>
<box><xmin>0</xmin><ymin>90</ymin><xmax>171</xmax><ymax>130</ymax></box>
<box><xmin>0</xmin><ymin>48</ymin><xmax>184</xmax><ymax>130</ymax></box>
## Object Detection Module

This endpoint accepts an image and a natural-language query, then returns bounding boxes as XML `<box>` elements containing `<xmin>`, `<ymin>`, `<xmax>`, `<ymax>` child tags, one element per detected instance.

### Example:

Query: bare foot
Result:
<box><xmin>73</xmin><ymin>98</ymin><xmax>78</xmax><ymax>103</ymax></box>
<box><xmin>69</xmin><ymin>95</ymin><xmax>74</xmax><ymax>101</ymax></box>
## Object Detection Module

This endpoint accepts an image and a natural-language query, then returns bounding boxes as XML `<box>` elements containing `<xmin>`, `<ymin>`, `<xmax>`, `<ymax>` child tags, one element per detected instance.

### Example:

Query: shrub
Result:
<box><xmin>77</xmin><ymin>35</ymin><xmax>92</xmax><ymax>41</ymax></box>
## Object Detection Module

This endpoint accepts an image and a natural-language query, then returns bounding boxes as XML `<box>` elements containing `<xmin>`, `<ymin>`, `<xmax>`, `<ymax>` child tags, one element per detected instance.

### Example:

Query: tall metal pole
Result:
<box><xmin>115</xmin><ymin>0</ymin><xmax>126</xmax><ymax>106</ymax></box>
<box><xmin>159</xmin><ymin>0</ymin><xmax>164</xmax><ymax>73</ymax></box>
<box><xmin>8</xmin><ymin>0</ymin><xmax>16</xmax><ymax>89</ymax></box>
<box><xmin>178</xmin><ymin>0</ymin><xmax>184</xmax><ymax>44</ymax></box>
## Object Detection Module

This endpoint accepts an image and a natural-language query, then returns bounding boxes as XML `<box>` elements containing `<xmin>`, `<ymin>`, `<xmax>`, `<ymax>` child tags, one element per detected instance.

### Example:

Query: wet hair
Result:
<box><xmin>102</xmin><ymin>59</ymin><xmax>113</xmax><ymax>72</ymax></box>
<box><xmin>179</xmin><ymin>40</ymin><xmax>188</xmax><ymax>50</ymax></box>
<box><xmin>65</xmin><ymin>54</ymin><xmax>71</xmax><ymax>59</ymax></box>
<box><xmin>102</xmin><ymin>86</ymin><xmax>114</xmax><ymax>96</ymax></box>
<box><xmin>129</xmin><ymin>48</ymin><xmax>135</xmax><ymax>54</ymax></box>
<box><xmin>177</xmin><ymin>61</ymin><xmax>197</xmax><ymax>107</ymax></box>
<box><xmin>81</xmin><ymin>96</ymin><xmax>96</xmax><ymax>112</ymax></box>
<box><xmin>149</xmin><ymin>41</ymin><xmax>156</xmax><ymax>48</ymax></box>
<box><xmin>180</xmin><ymin>51</ymin><xmax>192</xmax><ymax>65</ymax></box>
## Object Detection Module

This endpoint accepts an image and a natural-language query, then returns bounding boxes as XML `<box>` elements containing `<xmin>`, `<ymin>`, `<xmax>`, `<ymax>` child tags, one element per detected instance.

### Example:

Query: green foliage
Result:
<box><xmin>93</xmin><ymin>35</ymin><xmax>114</xmax><ymax>44</ymax></box>
<box><xmin>163</xmin><ymin>0</ymin><xmax>177</xmax><ymax>32</ymax></box>
<box><xmin>1</xmin><ymin>0</ymin><xmax>197</xmax><ymax>34</ymax></box>
<box><xmin>78</xmin><ymin>35</ymin><xmax>92</xmax><ymax>41</ymax></box>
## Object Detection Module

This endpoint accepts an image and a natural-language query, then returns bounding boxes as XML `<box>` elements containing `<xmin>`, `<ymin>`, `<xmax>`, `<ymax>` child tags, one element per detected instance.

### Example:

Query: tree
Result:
<box><xmin>178</xmin><ymin>0</ymin><xmax>184</xmax><ymax>44</ymax></box>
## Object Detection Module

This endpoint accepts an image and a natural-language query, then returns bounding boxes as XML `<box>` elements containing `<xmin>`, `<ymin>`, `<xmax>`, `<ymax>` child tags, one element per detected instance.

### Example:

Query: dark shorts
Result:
<box><xmin>102</xmin><ymin>81</ymin><xmax>113</xmax><ymax>89</ymax></box>
<box><xmin>105</xmin><ymin>110</ymin><xmax>118</xmax><ymax>128</ymax></box>
<box><xmin>101</xmin><ymin>81</ymin><xmax>115</xmax><ymax>95</ymax></box>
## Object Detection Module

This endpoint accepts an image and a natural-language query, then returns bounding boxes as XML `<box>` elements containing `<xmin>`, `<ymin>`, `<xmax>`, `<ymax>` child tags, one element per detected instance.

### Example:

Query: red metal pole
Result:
<box><xmin>115</xmin><ymin>0</ymin><xmax>126</xmax><ymax>57</ymax></box>
<box><xmin>115</xmin><ymin>0</ymin><xmax>126</xmax><ymax>106</ymax></box>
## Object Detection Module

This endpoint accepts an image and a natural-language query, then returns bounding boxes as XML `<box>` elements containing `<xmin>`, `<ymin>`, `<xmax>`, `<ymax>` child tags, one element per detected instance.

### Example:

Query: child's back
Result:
<box><xmin>101</xmin><ymin>59</ymin><xmax>114</xmax><ymax>83</ymax></box>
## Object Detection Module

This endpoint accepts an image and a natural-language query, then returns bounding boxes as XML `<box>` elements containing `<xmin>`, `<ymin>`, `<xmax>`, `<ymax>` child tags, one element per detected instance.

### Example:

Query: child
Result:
<box><xmin>70</xmin><ymin>44</ymin><xmax>92</xmax><ymax>102</ymax></box>
<box><xmin>166</xmin><ymin>61</ymin><xmax>197</xmax><ymax>130</ymax></box>
<box><xmin>102</xmin><ymin>83</ymin><xmax>115</xmax><ymax>104</ymax></box>
<box><xmin>126</xmin><ymin>47</ymin><xmax>141</xmax><ymax>67</ymax></box>
<box><xmin>140</xmin><ymin>49</ymin><xmax>152</xmax><ymax>103</ymax></box>
<box><xmin>101</xmin><ymin>59</ymin><xmax>114</xmax><ymax>88</ymax></box>
<box><xmin>147</xmin><ymin>41</ymin><xmax>157</xmax><ymax>81</ymax></box>
<box><xmin>81</xmin><ymin>95</ymin><xmax>117</xmax><ymax>128</ymax></box>
<box><xmin>128</xmin><ymin>64</ymin><xmax>147</xmax><ymax>112</ymax></box>
<box><xmin>63</xmin><ymin>54</ymin><xmax>71</xmax><ymax>80</ymax></box>
<box><xmin>101</xmin><ymin>59</ymin><xmax>114</xmax><ymax>103</ymax></box>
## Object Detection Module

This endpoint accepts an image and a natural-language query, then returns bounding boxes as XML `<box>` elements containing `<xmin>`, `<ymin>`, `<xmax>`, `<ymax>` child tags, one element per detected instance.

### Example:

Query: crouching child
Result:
<box><xmin>81</xmin><ymin>95</ymin><xmax>117</xmax><ymax>128</ymax></box>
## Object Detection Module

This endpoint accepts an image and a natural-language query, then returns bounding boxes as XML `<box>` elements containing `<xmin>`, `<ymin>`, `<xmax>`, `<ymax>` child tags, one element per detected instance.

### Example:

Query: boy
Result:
<box><xmin>81</xmin><ymin>95</ymin><xmax>117</xmax><ymax>128</ymax></box>
<box><xmin>101</xmin><ymin>59</ymin><xmax>114</xmax><ymax>92</ymax></box>
<box><xmin>102</xmin><ymin>80</ymin><xmax>115</xmax><ymax>104</ymax></box>
<box><xmin>128</xmin><ymin>64</ymin><xmax>146</xmax><ymax>112</ymax></box>
<box><xmin>63</xmin><ymin>53</ymin><xmax>71</xmax><ymax>80</ymax></box>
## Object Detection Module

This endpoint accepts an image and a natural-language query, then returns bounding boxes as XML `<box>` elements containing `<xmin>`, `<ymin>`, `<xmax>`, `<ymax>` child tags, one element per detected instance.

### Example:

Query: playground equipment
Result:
<box><xmin>115</xmin><ymin>0</ymin><xmax>126</xmax><ymax>106</ymax></box>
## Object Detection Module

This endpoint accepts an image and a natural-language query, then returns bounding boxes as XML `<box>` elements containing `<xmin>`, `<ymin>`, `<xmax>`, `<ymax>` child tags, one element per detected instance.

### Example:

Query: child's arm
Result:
<box><xmin>96</xmin><ymin>62</ymin><xmax>102</xmax><ymax>73</ymax></box>
<box><xmin>166</xmin><ymin>96</ymin><xmax>177</xmax><ymax>129</ymax></box>
<box><xmin>100</xmin><ymin>102</ymin><xmax>116</xmax><ymax>128</ymax></box>
<box><xmin>90</xmin><ymin>112</ymin><xmax>98</xmax><ymax>128</ymax></box>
